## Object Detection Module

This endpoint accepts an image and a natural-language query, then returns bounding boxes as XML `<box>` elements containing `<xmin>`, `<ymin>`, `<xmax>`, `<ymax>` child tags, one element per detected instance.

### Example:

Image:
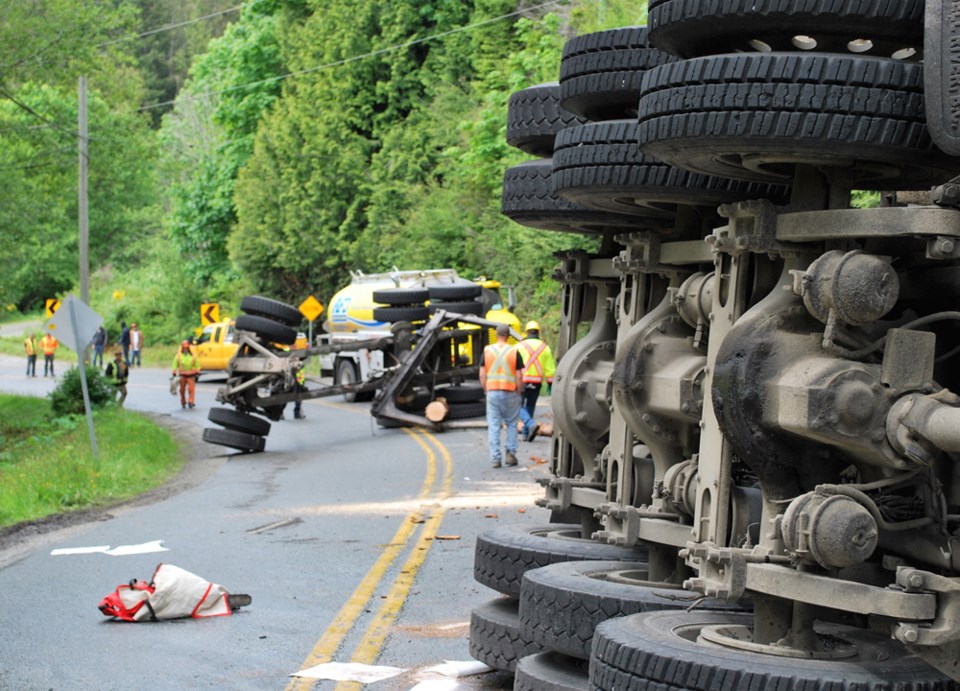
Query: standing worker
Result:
<box><xmin>91</xmin><ymin>325</ymin><xmax>107</xmax><ymax>368</ymax></box>
<box><xmin>39</xmin><ymin>332</ymin><xmax>58</xmax><ymax>377</ymax></box>
<box><xmin>106</xmin><ymin>349</ymin><xmax>130</xmax><ymax>406</ymax></box>
<box><xmin>172</xmin><ymin>340</ymin><xmax>200</xmax><ymax>409</ymax></box>
<box><xmin>479</xmin><ymin>323</ymin><xmax>522</xmax><ymax>468</ymax></box>
<box><xmin>517</xmin><ymin>320</ymin><xmax>556</xmax><ymax>442</ymax></box>
<box><xmin>24</xmin><ymin>333</ymin><xmax>37</xmax><ymax>377</ymax></box>
<box><xmin>129</xmin><ymin>323</ymin><xmax>143</xmax><ymax>367</ymax></box>
<box><xmin>119</xmin><ymin>321</ymin><xmax>131</xmax><ymax>366</ymax></box>
<box><xmin>292</xmin><ymin>364</ymin><xmax>306</xmax><ymax>420</ymax></box>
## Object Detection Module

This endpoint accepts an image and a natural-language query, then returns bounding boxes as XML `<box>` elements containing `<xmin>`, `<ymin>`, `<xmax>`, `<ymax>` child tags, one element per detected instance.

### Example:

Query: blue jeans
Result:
<box><xmin>131</xmin><ymin>349</ymin><xmax>141</xmax><ymax>366</ymax></box>
<box><xmin>486</xmin><ymin>389</ymin><xmax>520</xmax><ymax>464</ymax></box>
<box><xmin>93</xmin><ymin>344</ymin><xmax>104</xmax><ymax>368</ymax></box>
<box><xmin>519</xmin><ymin>383</ymin><xmax>540</xmax><ymax>437</ymax></box>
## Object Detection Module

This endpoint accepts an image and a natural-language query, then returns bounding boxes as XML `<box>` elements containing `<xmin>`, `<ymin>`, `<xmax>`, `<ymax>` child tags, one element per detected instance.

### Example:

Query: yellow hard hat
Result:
<box><xmin>525</xmin><ymin>321</ymin><xmax>540</xmax><ymax>332</ymax></box>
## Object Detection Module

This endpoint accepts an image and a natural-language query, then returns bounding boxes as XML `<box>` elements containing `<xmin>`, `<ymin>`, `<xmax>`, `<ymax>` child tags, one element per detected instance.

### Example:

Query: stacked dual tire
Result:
<box><xmin>468</xmin><ymin>524</ymin><xmax>647</xmax><ymax>679</ymax></box>
<box><xmin>203</xmin><ymin>295</ymin><xmax>302</xmax><ymax>453</ymax></box>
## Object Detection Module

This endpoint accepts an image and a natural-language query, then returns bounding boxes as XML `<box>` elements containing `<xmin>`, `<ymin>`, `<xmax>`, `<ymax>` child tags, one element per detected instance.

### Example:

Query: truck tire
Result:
<box><xmin>468</xmin><ymin>598</ymin><xmax>543</xmax><ymax>673</ymax></box>
<box><xmin>502</xmin><ymin>159</ymin><xmax>667</xmax><ymax>235</ymax></box>
<box><xmin>374</xmin><ymin>416</ymin><xmax>409</xmax><ymax>429</ymax></box>
<box><xmin>506</xmin><ymin>82</ymin><xmax>587</xmax><ymax>158</ymax></box>
<box><xmin>434</xmin><ymin>382</ymin><xmax>484</xmax><ymax>403</ymax></box>
<box><xmin>515</xmin><ymin>652</ymin><xmax>589</xmax><ymax>691</ymax></box>
<box><xmin>552</xmin><ymin>120</ymin><xmax>789</xmax><ymax>216</ymax></box>
<box><xmin>207</xmin><ymin>407</ymin><xmax>271</xmax><ymax>436</ymax></box>
<box><xmin>201</xmin><ymin>427</ymin><xmax>266</xmax><ymax>453</ymax></box>
<box><xmin>235</xmin><ymin>314</ymin><xmax>297</xmax><ymax>346</ymax></box>
<box><xmin>474</xmin><ymin>524</ymin><xmax>648</xmax><ymax>598</ymax></box>
<box><xmin>519</xmin><ymin>560</ymin><xmax>748</xmax><ymax>660</ymax></box>
<box><xmin>444</xmin><ymin>399</ymin><xmax>487</xmax><ymax>420</ymax></box>
<box><xmin>371</xmin><ymin>288</ymin><xmax>429</xmax><ymax>305</ymax></box>
<box><xmin>647</xmin><ymin>0</ymin><xmax>923</xmax><ymax>60</ymax></box>
<box><xmin>336</xmin><ymin>359</ymin><xmax>373</xmax><ymax>403</ymax></box>
<box><xmin>559</xmin><ymin>26</ymin><xmax>676</xmax><ymax>120</ymax></box>
<box><xmin>428</xmin><ymin>284</ymin><xmax>482</xmax><ymax>301</ymax></box>
<box><xmin>372</xmin><ymin>306</ymin><xmax>430</xmax><ymax>322</ymax></box>
<box><xmin>239</xmin><ymin>295</ymin><xmax>302</xmax><ymax>327</ymax></box>
<box><xmin>590</xmin><ymin>610</ymin><xmax>958</xmax><ymax>691</ymax></box>
<box><xmin>637</xmin><ymin>53</ymin><xmax>960</xmax><ymax>190</ymax></box>
<box><xmin>428</xmin><ymin>300</ymin><xmax>484</xmax><ymax>316</ymax></box>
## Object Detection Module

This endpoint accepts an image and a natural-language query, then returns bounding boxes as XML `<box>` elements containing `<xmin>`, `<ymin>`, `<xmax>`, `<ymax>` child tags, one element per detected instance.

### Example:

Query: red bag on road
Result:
<box><xmin>98</xmin><ymin>563</ymin><xmax>250</xmax><ymax>622</ymax></box>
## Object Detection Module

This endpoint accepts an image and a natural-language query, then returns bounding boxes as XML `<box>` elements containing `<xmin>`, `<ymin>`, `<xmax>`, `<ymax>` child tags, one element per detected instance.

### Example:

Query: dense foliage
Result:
<box><xmin>1</xmin><ymin>0</ymin><xmax>647</xmax><ymax>342</ymax></box>
<box><xmin>48</xmin><ymin>366</ymin><xmax>117</xmax><ymax>416</ymax></box>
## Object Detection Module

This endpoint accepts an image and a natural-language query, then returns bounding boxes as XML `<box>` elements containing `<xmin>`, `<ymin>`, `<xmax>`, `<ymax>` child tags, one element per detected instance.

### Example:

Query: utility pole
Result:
<box><xmin>78</xmin><ymin>76</ymin><xmax>89</xmax><ymax>304</ymax></box>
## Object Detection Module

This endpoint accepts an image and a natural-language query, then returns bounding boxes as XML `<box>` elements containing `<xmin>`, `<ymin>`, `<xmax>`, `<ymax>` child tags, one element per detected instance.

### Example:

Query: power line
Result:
<box><xmin>138</xmin><ymin>0</ymin><xmax>567</xmax><ymax>113</ymax></box>
<box><xmin>98</xmin><ymin>5</ymin><xmax>243</xmax><ymax>48</ymax></box>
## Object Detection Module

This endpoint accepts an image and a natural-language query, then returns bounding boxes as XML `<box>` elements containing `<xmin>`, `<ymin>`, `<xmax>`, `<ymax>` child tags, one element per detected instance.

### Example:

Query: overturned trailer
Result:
<box><xmin>469</xmin><ymin>4</ymin><xmax>960</xmax><ymax>688</ymax></box>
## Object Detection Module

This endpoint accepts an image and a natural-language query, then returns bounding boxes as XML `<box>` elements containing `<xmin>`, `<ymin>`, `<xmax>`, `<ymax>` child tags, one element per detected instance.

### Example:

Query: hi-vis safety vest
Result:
<box><xmin>24</xmin><ymin>337</ymin><xmax>36</xmax><ymax>356</ymax></box>
<box><xmin>518</xmin><ymin>338</ymin><xmax>556</xmax><ymax>385</ymax></box>
<box><xmin>483</xmin><ymin>342</ymin><xmax>519</xmax><ymax>391</ymax></box>
<box><xmin>40</xmin><ymin>334</ymin><xmax>57</xmax><ymax>355</ymax></box>
<box><xmin>173</xmin><ymin>350</ymin><xmax>200</xmax><ymax>374</ymax></box>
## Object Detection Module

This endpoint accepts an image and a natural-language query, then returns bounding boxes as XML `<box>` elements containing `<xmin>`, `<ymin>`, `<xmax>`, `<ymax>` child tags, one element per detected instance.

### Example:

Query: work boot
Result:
<box><xmin>526</xmin><ymin>424</ymin><xmax>540</xmax><ymax>442</ymax></box>
<box><xmin>491</xmin><ymin>459</ymin><xmax>502</xmax><ymax>469</ymax></box>
<box><xmin>505</xmin><ymin>451</ymin><xmax>518</xmax><ymax>466</ymax></box>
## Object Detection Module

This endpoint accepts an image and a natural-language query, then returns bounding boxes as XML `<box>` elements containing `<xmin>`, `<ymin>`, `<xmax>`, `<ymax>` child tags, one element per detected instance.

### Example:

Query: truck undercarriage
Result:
<box><xmin>471</xmin><ymin>3</ymin><xmax>960</xmax><ymax>688</ymax></box>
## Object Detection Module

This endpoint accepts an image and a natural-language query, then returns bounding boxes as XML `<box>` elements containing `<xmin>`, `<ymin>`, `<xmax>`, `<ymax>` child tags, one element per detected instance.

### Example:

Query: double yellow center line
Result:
<box><xmin>287</xmin><ymin>427</ymin><xmax>453</xmax><ymax>690</ymax></box>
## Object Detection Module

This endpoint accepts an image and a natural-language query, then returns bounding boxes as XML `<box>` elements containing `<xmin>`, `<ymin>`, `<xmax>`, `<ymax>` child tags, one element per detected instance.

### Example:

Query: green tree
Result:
<box><xmin>161</xmin><ymin>2</ymin><xmax>285</xmax><ymax>287</ymax></box>
<box><xmin>0</xmin><ymin>83</ymin><xmax>157</xmax><ymax>310</ymax></box>
<box><xmin>130</xmin><ymin>0</ymin><xmax>240</xmax><ymax>127</ymax></box>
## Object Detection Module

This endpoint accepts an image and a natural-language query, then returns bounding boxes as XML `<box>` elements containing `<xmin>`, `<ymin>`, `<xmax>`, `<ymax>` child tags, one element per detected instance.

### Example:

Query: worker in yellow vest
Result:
<box><xmin>292</xmin><ymin>365</ymin><xmax>306</xmax><ymax>420</ymax></box>
<box><xmin>479</xmin><ymin>323</ymin><xmax>522</xmax><ymax>468</ymax></box>
<box><xmin>172</xmin><ymin>340</ymin><xmax>201</xmax><ymax>409</ymax></box>
<box><xmin>24</xmin><ymin>333</ymin><xmax>37</xmax><ymax>377</ymax></box>
<box><xmin>517</xmin><ymin>320</ymin><xmax>556</xmax><ymax>442</ymax></box>
<box><xmin>39</xmin><ymin>333</ymin><xmax>58</xmax><ymax>377</ymax></box>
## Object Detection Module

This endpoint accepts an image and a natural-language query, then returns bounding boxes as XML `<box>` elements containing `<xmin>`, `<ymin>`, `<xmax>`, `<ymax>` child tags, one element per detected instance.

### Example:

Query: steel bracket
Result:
<box><xmin>894</xmin><ymin>568</ymin><xmax>960</xmax><ymax>646</ymax></box>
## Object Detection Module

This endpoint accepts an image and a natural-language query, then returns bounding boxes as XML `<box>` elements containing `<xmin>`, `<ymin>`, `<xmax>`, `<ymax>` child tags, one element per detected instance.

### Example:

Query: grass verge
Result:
<box><xmin>0</xmin><ymin>394</ymin><xmax>184</xmax><ymax>528</ymax></box>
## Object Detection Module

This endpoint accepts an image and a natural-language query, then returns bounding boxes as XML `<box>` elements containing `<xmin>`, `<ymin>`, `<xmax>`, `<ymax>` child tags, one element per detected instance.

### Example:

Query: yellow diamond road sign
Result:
<box><xmin>45</xmin><ymin>298</ymin><xmax>61</xmax><ymax>318</ymax></box>
<box><xmin>299</xmin><ymin>295</ymin><xmax>324</xmax><ymax>322</ymax></box>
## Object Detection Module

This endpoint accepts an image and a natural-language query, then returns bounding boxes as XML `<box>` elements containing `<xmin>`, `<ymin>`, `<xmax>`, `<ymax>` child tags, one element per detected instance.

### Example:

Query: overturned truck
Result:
<box><xmin>469</xmin><ymin>4</ymin><xmax>960</xmax><ymax>689</ymax></box>
<box><xmin>202</xmin><ymin>294</ymin><xmax>515</xmax><ymax>453</ymax></box>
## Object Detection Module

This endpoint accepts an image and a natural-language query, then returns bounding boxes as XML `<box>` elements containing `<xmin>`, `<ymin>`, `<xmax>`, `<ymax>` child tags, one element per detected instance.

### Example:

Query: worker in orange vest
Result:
<box><xmin>39</xmin><ymin>333</ymin><xmax>58</xmax><ymax>377</ymax></box>
<box><xmin>479</xmin><ymin>323</ymin><xmax>522</xmax><ymax>468</ymax></box>
<box><xmin>172</xmin><ymin>340</ymin><xmax>200</xmax><ymax>409</ymax></box>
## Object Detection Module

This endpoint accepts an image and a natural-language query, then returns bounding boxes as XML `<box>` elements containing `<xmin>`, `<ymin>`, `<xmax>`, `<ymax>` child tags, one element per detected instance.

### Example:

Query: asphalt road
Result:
<box><xmin>0</xmin><ymin>355</ymin><xmax>553</xmax><ymax>690</ymax></box>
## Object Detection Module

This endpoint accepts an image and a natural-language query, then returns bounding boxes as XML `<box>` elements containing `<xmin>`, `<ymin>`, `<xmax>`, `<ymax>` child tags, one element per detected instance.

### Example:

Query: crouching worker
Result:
<box><xmin>172</xmin><ymin>340</ymin><xmax>200</xmax><ymax>409</ymax></box>
<box><xmin>105</xmin><ymin>349</ymin><xmax>130</xmax><ymax>406</ymax></box>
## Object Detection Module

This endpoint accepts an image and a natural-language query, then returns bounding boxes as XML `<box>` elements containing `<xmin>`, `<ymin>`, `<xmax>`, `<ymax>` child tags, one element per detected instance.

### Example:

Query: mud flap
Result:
<box><xmin>925</xmin><ymin>0</ymin><xmax>960</xmax><ymax>155</ymax></box>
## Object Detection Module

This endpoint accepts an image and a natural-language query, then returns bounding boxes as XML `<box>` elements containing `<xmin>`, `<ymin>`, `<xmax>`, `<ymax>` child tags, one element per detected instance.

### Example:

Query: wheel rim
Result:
<box><xmin>695</xmin><ymin>623</ymin><xmax>859</xmax><ymax>660</ymax></box>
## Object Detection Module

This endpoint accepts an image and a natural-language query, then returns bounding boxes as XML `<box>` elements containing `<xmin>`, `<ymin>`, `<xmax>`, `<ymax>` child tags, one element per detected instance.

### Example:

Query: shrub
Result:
<box><xmin>48</xmin><ymin>366</ymin><xmax>116</xmax><ymax>415</ymax></box>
